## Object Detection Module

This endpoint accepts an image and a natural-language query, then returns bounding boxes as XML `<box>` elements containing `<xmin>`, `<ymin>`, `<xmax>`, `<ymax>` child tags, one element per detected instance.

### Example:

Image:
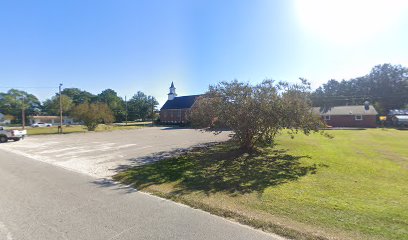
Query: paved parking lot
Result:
<box><xmin>0</xmin><ymin>127</ymin><xmax>230</xmax><ymax>178</ymax></box>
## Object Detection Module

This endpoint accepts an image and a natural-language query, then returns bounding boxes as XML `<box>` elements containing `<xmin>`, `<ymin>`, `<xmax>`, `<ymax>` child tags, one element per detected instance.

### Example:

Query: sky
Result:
<box><xmin>0</xmin><ymin>0</ymin><xmax>407</xmax><ymax>106</ymax></box>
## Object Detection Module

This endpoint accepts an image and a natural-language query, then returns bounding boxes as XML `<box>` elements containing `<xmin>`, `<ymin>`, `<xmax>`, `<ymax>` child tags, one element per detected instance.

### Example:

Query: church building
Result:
<box><xmin>160</xmin><ymin>82</ymin><xmax>200</xmax><ymax>124</ymax></box>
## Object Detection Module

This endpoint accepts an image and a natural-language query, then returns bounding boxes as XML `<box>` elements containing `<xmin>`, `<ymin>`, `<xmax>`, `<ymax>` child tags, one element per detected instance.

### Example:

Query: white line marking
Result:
<box><xmin>0</xmin><ymin>221</ymin><xmax>13</xmax><ymax>240</ymax></box>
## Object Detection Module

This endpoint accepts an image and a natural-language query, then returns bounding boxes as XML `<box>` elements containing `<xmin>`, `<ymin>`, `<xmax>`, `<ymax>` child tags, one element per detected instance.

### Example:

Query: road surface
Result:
<box><xmin>0</xmin><ymin>127</ymin><xmax>230</xmax><ymax>178</ymax></box>
<box><xmin>0</xmin><ymin>150</ymin><xmax>283</xmax><ymax>240</ymax></box>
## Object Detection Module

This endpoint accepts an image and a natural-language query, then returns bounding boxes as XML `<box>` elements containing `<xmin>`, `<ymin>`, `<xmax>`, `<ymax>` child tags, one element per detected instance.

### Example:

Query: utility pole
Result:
<box><xmin>125</xmin><ymin>96</ymin><xmax>128</xmax><ymax>125</ymax></box>
<box><xmin>59</xmin><ymin>83</ymin><xmax>63</xmax><ymax>134</ymax></box>
<box><xmin>21</xmin><ymin>96</ymin><xmax>25</xmax><ymax>130</ymax></box>
<box><xmin>151</xmin><ymin>102</ymin><xmax>154</xmax><ymax>123</ymax></box>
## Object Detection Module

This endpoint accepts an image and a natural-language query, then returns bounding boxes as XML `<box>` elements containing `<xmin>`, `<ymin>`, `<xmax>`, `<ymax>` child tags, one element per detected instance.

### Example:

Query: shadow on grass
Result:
<box><xmin>113</xmin><ymin>142</ymin><xmax>319</xmax><ymax>195</ymax></box>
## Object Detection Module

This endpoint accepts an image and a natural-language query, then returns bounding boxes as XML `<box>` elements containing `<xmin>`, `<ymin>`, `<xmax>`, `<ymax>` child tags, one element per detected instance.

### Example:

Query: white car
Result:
<box><xmin>31</xmin><ymin>122</ymin><xmax>52</xmax><ymax>128</ymax></box>
<box><xmin>0</xmin><ymin>126</ymin><xmax>27</xmax><ymax>143</ymax></box>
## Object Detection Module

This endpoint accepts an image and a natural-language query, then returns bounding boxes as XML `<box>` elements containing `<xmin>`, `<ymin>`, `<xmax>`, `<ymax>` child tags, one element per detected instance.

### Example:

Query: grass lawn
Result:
<box><xmin>113</xmin><ymin>129</ymin><xmax>408</xmax><ymax>240</ymax></box>
<box><xmin>26</xmin><ymin>123</ymin><xmax>147</xmax><ymax>135</ymax></box>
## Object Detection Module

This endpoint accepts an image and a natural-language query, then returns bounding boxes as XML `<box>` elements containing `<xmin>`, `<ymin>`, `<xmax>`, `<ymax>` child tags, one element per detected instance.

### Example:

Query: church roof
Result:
<box><xmin>161</xmin><ymin>95</ymin><xmax>201</xmax><ymax>110</ymax></box>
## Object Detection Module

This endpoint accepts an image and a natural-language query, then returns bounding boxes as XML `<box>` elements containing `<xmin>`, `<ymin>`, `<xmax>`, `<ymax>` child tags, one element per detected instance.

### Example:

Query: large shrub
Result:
<box><xmin>71</xmin><ymin>103</ymin><xmax>115</xmax><ymax>131</ymax></box>
<box><xmin>189</xmin><ymin>79</ymin><xmax>324</xmax><ymax>151</ymax></box>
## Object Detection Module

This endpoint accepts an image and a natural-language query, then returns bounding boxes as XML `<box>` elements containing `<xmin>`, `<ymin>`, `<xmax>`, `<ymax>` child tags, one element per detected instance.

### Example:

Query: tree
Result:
<box><xmin>61</xmin><ymin>88</ymin><xmax>95</xmax><ymax>105</ymax></box>
<box><xmin>189</xmin><ymin>79</ymin><xmax>324</xmax><ymax>152</ymax></box>
<box><xmin>42</xmin><ymin>94</ymin><xmax>74</xmax><ymax>115</ymax></box>
<box><xmin>366</xmin><ymin>64</ymin><xmax>408</xmax><ymax>112</ymax></box>
<box><xmin>71</xmin><ymin>103</ymin><xmax>115</xmax><ymax>131</ymax></box>
<box><xmin>147</xmin><ymin>95</ymin><xmax>159</xmax><ymax>120</ymax></box>
<box><xmin>0</xmin><ymin>89</ymin><xmax>41</xmax><ymax>123</ymax></box>
<box><xmin>312</xmin><ymin>64</ymin><xmax>408</xmax><ymax>114</ymax></box>
<box><xmin>96</xmin><ymin>89</ymin><xmax>126</xmax><ymax>122</ymax></box>
<box><xmin>128</xmin><ymin>91</ymin><xmax>158</xmax><ymax>121</ymax></box>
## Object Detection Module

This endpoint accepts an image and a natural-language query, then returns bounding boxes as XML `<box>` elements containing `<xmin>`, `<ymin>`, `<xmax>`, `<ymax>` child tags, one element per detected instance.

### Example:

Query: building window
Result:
<box><xmin>324</xmin><ymin>115</ymin><xmax>331</xmax><ymax>121</ymax></box>
<box><xmin>355</xmin><ymin>115</ymin><xmax>363</xmax><ymax>121</ymax></box>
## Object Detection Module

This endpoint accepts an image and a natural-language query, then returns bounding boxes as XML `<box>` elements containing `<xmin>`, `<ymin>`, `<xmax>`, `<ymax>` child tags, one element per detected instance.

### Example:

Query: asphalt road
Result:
<box><xmin>0</xmin><ymin>127</ymin><xmax>230</xmax><ymax>178</ymax></box>
<box><xmin>0</xmin><ymin>150</ymin><xmax>283</xmax><ymax>240</ymax></box>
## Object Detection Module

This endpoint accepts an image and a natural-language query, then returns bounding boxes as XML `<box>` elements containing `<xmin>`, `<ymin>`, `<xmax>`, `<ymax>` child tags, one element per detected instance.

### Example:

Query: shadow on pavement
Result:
<box><xmin>111</xmin><ymin>142</ymin><xmax>221</xmax><ymax>173</ymax></box>
<box><xmin>95</xmin><ymin>142</ymin><xmax>327</xmax><ymax>195</ymax></box>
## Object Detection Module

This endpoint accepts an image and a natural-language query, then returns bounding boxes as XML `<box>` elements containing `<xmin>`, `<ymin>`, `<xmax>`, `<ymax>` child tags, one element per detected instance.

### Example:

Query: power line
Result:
<box><xmin>311</xmin><ymin>93</ymin><xmax>408</xmax><ymax>99</ymax></box>
<box><xmin>0</xmin><ymin>86</ymin><xmax>58</xmax><ymax>89</ymax></box>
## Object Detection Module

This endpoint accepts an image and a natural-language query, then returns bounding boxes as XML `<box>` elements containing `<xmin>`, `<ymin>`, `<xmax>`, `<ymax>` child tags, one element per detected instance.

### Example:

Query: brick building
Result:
<box><xmin>160</xmin><ymin>82</ymin><xmax>200</xmax><ymax>124</ymax></box>
<box><xmin>313</xmin><ymin>105</ymin><xmax>378</xmax><ymax>128</ymax></box>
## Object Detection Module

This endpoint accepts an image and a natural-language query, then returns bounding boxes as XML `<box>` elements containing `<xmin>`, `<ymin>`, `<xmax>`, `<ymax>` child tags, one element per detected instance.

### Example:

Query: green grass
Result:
<box><xmin>27</xmin><ymin>125</ymin><xmax>86</xmax><ymax>135</ymax></box>
<box><xmin>113</xmin><ymin>129</ymin><xmax>408</xmax><ymax>240</ymax></box>
<box><xmin>26</xmin><ymin>123</ymin><xmax>147</xmax><ymax>135</ymax></box>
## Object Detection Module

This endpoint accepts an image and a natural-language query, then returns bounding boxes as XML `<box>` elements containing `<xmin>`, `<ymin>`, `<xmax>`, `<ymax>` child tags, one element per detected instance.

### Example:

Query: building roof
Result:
<box><xmin>161</xmin><ymin>95</ymin><xmax>201</xmax><ymax>110</ymax></box>
<box><xmin>313</xmin><ymin>105</ymin><xmax>378</xmax><ymax>116</ymax></box>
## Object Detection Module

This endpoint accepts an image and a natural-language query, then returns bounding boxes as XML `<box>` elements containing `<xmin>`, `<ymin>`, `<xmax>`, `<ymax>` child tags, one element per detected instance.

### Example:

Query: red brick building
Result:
<box><xmin>160</xmin><ymin>82</ymin><xmax>200</xmax><ymax>124</ymax></box>
<box><xmin>313</xmin><ymin>105</ymin><xmax>378</xmax><ymax>128</ymax></box>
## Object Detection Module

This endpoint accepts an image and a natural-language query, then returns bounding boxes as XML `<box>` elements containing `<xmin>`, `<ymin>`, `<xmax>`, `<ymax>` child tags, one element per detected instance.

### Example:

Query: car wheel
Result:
<box><xmin>0</xmin><ymin>136</ymin><xmax>7</xmax><ymax>143</ymax></box>
<box><xmin>13</xmin><ymin>138</ymin><xmax>20</xmax><ymax>142</ymax></box>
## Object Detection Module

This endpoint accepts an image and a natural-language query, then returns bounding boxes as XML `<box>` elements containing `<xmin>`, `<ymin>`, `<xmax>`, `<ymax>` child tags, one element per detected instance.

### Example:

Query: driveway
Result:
<box><xmin>0</xmin><ymin>127</ymin><xmax>230</xmax><ymax>178</ymax></box>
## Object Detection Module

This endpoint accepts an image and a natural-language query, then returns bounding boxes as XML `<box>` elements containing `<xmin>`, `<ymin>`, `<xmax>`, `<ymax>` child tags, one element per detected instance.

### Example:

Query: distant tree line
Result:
<box><xmin>0</xmin><ymin>89</ymin><xmax>41</xmax><ymax>123</ymax></box>
<box><xmin>312</xmin><ymin>64</ymin><xmax>408</xmax><ymax>114</ymax></box>
<box><xmin>0</xmin><ymin>87</ymin><xmax>158</xmax><ymax>124</ymax></box>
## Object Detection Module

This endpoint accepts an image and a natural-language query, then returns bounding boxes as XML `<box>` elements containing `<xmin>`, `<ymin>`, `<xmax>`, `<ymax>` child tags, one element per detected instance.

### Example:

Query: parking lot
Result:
<box><xmin>0</xmin><ymin>127</ymin><xmax>230</xmax><ymax>178</ymax></box>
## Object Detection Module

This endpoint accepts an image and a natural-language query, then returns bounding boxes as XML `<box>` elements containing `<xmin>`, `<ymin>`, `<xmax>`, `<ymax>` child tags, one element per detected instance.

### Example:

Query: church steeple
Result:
<box><xmin>168</xmin><ymin>81</ymin><xmax>177</xmax><ymax>100</ymax></box>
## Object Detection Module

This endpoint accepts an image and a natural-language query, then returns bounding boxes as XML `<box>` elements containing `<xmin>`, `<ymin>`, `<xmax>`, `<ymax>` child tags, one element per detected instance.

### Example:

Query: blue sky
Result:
<box><xmin>1</xmin><ymin>0</ymin><xmax>407</xmax><ymax>106</ymax></box>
